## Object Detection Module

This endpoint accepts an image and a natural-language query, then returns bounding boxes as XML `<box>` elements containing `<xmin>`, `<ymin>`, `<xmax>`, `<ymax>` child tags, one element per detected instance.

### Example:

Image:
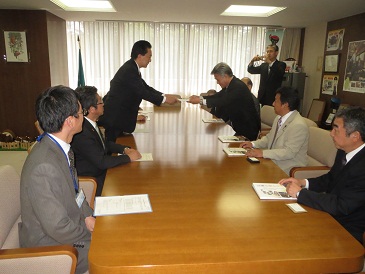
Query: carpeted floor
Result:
<box><xmin>0</xmin><ymin>151</ymin><xmax>28</xmax><ymax>175</ymax></box>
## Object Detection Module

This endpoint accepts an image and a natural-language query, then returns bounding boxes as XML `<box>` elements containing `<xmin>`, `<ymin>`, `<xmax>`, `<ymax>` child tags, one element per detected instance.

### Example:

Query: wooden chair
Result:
<box><xmin>307</xmin><ymin>99</ymin><xmax>325</xmax><ymax>125</ymax></box>
<box><xmin>0</xmin><ymin>165</ymin><xmax>77</xmax><ymax>274</ymax></box>
<box><xmin>34</xmin><ymin>121</ymin><xmax>44</xmax><ymax>135</ymax></box>
<box><xmin>290</xmin><ymin>127</ymin><xmax>337</xmax><ymax>179</ymax></box>
<box><xmin>79</xmin><ymin>176</ymin><xmax>97</xmax><ymax>209</ymax></box>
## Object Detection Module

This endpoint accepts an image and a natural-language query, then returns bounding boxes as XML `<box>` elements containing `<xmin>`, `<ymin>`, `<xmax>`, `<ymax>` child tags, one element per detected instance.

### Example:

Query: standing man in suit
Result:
<box><xmin>248</xmin><ymin>44</ymin><xmax>286</xmax><ymax>106</ymax></box>
<box><xmin>279</xmin><ymin>106</ymin><xmax>365</xmax><ymax>244</ymax></box>
<box><xmin>188</xmin><ymin>62</ymin><xmax>260</xmax><ymax>141</ymax></box>
<box><xmin>99</xmin><ymin>40</ymin><xmax>178</xmax><ymax>142</ymax></box>
<box><xmin>19</xmin><ymin>86</ymin><xmax>95</xmax><ymax>274</ymax></box>
<box><xmin>240</xmin><ymin>87</ymin><xmax>308</xmax><ymax>174</ymax></box>
<box><xmin>72</xmin><ymin>86</ymin><xmax>141</xmax><ymax>196</ymax></box>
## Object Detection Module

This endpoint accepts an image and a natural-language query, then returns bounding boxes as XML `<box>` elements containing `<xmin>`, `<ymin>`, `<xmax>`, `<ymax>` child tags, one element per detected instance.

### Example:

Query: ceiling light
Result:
<box><xmin>221</xmin><ymin>5</ymin><xmax>286</xmax><ymax>17</ymax></box>
<box><xmin>50</xmin><ymin>0</ymin><xmax>116</xmax><ymax>12</ymax></box>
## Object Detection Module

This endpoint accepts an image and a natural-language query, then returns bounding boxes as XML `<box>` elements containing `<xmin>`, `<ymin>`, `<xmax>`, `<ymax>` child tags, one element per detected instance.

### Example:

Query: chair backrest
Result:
<box><xmin>260</xmin><ymin>105</ymin><xmax>277</xmax><ymax>130</ymax></box>
<box><xmin>0</xmin><ymin>165</ymin><xmax>21</xmax><ymax>249</ymax></box>
<box><xmin>307</xmin><ymin>127</ymin><xmax>337</xmax><ymax>167</ymax></box>
<box><xmin>302</xmin><ymin>117</ymin><xmax>318</xmax><ymax>128</ymax></box>
<box><xmin>307</xmin><ymin>99</ymin><xmax>326</xmax><ymax>124</ymax></box>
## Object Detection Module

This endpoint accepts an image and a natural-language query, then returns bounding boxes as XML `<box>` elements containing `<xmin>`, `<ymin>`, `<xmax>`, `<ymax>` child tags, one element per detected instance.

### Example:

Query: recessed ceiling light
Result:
<box><xmin>50</xmin><ymin>0</ymin><xmax>116</xmax><ymax>12</ymax></box>
<box><xmin>221</xmin><ymin>5</ymin><xmax>286</xmax><ymax>17</ymax></box>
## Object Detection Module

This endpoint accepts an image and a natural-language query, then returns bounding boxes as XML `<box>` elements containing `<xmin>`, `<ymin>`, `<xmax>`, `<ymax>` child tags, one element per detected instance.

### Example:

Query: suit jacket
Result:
<box><xmin>205</xmin><ymin>76</ymin><xmax>260</xmax><ymax>141</ymax></box>
<box><xmin>19</xmin><ymin>135</ymin><xmax>93</xmax><ymax>274</ymax></box>
<box><xmin>71</xmin><ymin>119</ymin><xmax>131</xmax><ymax>196</ymax></box>
<box><xmin>253</xmin><ymin>110</ymin><xmax>308</xmax><ymax>174</ymax></box>
<box><xmin>247</xmin><ymin>60</ymin><xmax>286</xmax><ymax>106</ymax></box>
<box><xmin>298</xmin><ymin>147</ymin><xmax>365</xmax><ymax>243</ymax></box>
<box><xmin>99</xmin><ymin>58</ymin><xmax>164</xmax><ymax>133</ymax></box>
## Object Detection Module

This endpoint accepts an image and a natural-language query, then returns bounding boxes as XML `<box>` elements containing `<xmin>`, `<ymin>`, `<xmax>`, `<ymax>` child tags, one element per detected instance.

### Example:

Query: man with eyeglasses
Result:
<box><xmin>72</xmin><ymin>86</ymin><xmax>141</xmax><ymax>196</ymax></box>
<box><xmin>19</xmin><ymin>85</ymin><xmax>95</xmax><ymax>274</ymax></box>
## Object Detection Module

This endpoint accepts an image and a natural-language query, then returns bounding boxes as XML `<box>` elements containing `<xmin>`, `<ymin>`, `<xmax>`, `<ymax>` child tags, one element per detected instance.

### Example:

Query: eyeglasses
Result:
<box><xmin>75</xmin><ymin>109</ymin><xmax>88</xmax><ymax>117</ymax></box>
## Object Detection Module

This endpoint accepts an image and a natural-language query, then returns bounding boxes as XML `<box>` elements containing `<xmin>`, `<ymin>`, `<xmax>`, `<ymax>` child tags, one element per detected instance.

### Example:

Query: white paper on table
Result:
<box><xmin>94</xmin><ymin>194</ymin><xmax>152</xmax><ymax>216</ymax></box>
<box><xmin>135</xmin><ymin>153</ymin><xmax>153</xmax><ymax>161</ymax></box>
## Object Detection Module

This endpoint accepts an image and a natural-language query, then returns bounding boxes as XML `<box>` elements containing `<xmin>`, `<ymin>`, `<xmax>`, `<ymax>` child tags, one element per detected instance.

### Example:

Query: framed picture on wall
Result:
<box><xmin>3</xmin><ymin>31</ymin><xmax>29</xmax><ymax>62</ymax></box>
<box><xmin>326</xmin><ymin>28</ymin><xmax>345</xmax><ymax>51</ymax></box>
<box><xmin>324</xmin><ymin>54</ymin><xmax>339</xmax><ymax>73</ymax></box>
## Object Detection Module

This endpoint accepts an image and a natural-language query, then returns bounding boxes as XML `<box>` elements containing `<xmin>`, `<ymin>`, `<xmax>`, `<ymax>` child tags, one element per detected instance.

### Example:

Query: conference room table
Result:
<box><xmin>89</xmin><ymin>104</ymin><xmax>364</xmax><ymax>273</ymax></box>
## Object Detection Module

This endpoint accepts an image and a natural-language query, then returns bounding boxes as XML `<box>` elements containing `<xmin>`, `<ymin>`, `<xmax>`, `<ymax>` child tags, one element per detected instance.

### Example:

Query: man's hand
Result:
<box><xmin>240</xmin><ymin>141</ymin><xmax>253</xmax><ymax>149</ymax></box>
<box><xmin>125</xmin><ymin>148</ymin><xmax>142</xmax><ymax>161</ymax></box>
<box><xmin>85</xmin><ymin>216</ymin><xmax>96</xmax><ymax>232</ymax></box>
<box><xmin>188</xmin><ymin>95</ymin><xmax>200</xmax><ymax>104</ymax></box>
<box><xmin>245</xmin><ymin>148</ymin><xmax>263</xmax><ymax>158</ymax></box>
<box><xmin>164</xmin><ymin>95</ymin><xmax>178</xmax><ymax>105</ymax></box>
<box><xmin>278</xmin><ymin>177</ymin><xmax>306</xmax><ymax>198</ymax></box>
<box><xmin>137</xmin><ymin>114</ymin><xmax>147</xmax><ymax>122</ymax></box>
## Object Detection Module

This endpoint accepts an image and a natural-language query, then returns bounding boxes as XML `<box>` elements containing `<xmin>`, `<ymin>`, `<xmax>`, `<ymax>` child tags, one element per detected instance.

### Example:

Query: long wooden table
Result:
<box><xmin>89</xmin><ymin>105</ymin><xmax>364</xmax><ymax>273</ymax></box>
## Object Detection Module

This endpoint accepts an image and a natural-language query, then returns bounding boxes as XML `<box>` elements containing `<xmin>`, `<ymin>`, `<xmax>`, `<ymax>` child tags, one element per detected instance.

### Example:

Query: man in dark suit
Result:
<box><xmin>99</xmin><ymin>40</ymin><xmax>178</xmax><ymax>142</ymax></box>
<box><xmin>248</xmin><ymin>44</ymin><xmax>286</xmax><ymax>106</ymax></box>
<box><xmin>189</xmin><ymin>62</ymin><xmax>260</xmax><ymax>141</ymax></box>
<box><xmin>279</xmin><ymin>106</ymin><xmax>365</xmax><ymax>244</ymax></box>
<box><xmin>72</xmin><ymin>86</ymin><xmax>141</xmax><ymax>196</ymax></box>
<box><xmin>19</xmin><ymin>86</ymin><xmax>95</xmax><ymax>273</ymax></box>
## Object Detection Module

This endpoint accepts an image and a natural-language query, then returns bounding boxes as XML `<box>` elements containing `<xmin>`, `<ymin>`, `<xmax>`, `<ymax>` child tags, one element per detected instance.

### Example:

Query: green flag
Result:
<box><xmin>77</xmin><ymin>36</ymin><xmax>85</xmax><ymax>87</ymax></box>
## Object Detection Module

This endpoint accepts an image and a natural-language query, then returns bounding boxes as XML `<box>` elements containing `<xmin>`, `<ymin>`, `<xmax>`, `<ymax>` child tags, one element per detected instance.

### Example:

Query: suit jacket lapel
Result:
<box><xmin>275</xmin><ymin>111</ymin><xmax>298</xmax><ymax>139</ymax></box>
<box><xmin>43</xmin><ymin>135</ymin><xmax>77</xmax><ymax>195</ymax></box>
<box><xmin>84</xmin><ymin>120</ymin><xmax>105</xmax><ymax>151</ymax></box>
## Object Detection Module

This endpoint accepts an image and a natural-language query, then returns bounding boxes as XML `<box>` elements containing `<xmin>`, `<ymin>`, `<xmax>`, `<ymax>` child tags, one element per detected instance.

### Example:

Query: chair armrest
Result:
<box><xmin>79</xmin><ymin>176</ymin><xmax>97</xmax><ymax>209</ymax></box>
<box><xmin>0</xmin><ymin>245</ymin><xmax>77</xmax><ymax>274</ymax></box>
<box><xmin>259</xmin><ymin>129</ymin><xmax>270</xmax><ymax>138</ymax></box>
<box><xmin>290</xmin><ymin>166</ymin><xmax>331</xmax><ymax>179</ymax></box>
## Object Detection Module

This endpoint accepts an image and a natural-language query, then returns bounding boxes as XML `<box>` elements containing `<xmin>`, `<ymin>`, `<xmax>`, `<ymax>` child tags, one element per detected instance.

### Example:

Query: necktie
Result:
<box><xmin>95</xmin><ymin>125</ymin><xmax>105</xmax><ymax>149</ymax></box>
<box><xmin>341</xmin><ymin>154</ymin><xmax>347</xmax><ymax>167</ymax></box>
<box><xmin>68</xmin><ymin>148</ymin><xmax>78</xmax><ymax>189</ymax></box>
<box><xmin>270</xmin><ymin>117</ymin><xmax>282</xmax><ymax>149</ymax></box>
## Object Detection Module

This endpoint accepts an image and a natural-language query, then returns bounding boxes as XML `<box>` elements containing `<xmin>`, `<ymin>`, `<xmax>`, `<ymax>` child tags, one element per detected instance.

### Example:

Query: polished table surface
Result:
<box><xmin>89</xmin><ymin>105</ymin><xmax>364</xmax><ymax>273</ymax></box>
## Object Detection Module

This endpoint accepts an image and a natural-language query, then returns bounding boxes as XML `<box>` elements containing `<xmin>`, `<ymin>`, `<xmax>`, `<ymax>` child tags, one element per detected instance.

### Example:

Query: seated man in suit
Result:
<box><xmin>279</xmin><ymin>106</ymin><xmax>365</xmax><ymax>244</ymax></box>
<box><xmin>72</xmin><ymin>86</ymin><xmax>141</xmax><ymax>196</ymax></box>
<box><xmin>19</xmin><ymin>85</ymin><xmax>95</xmax><ymax>274</ymax></box>
<box><xmin>241</xmin><ymin>77</ymin><xmax>260</xmax><ymax>119</ymax></box>
<box><xmin>189</xmin><ymin>62</ymin><xmax>260</xmax><ymax>141</ymax></box>
<box><xmin>240</xmin><ymin>86</ymin><xmax>308</xmax><ymax>174</ymax></box>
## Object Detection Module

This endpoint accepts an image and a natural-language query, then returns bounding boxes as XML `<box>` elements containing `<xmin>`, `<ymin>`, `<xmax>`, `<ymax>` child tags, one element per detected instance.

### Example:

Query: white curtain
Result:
<box><xmin>280</xmin><ymin>28</ymin><xmax>302</xmax><ymax>61</ymax></box>
<box><xmin>66</xmin><ymin>21</ymin><xmax>267</xmax><ymax>101</ymax></box>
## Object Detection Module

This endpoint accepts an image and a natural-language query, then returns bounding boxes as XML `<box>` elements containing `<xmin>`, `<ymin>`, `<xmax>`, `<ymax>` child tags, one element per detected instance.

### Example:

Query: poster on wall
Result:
<box><xmin>4</xmin><ymin>31</ymin><xmax>29</xmax><ymax>62</ymax></box>
<box><xmin>265</xmin><ymin>28</ymin><xmax>284</xmax><ymax>53</ymax></box>
<box><xmin>326</xmin><ymin>29</ymin><xmax>345</xmax><ymax>51</ymax></box>
<box><xmin>343</xmin><ymin>40</ymin><xmax>365</xmax><ymax>93</ymax></box>
<box><xmin>322</xmin><ymin>75</ymin><xmax>339</xmax><ymax>95</ymax></box>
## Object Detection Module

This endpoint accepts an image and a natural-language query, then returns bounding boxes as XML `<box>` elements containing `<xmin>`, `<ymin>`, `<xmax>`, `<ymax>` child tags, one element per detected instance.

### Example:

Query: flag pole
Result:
<box><xmin>77</xmin><ymin>35</ymin><xmax>85</xmax><ymax>87</ymax></box>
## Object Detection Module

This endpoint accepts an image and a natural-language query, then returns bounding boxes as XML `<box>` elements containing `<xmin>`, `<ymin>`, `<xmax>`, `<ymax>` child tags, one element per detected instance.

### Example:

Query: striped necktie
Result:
<box><xmin>270</xmin><ymin>117</ymin><xmax>282</xmax><ymax>149</ymax></box>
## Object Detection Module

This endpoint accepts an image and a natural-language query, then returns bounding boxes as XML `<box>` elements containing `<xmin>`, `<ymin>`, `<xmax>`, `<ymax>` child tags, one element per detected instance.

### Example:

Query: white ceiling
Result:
<box><xmin>1</xmin><ymin>0</ymin><xmax>365</xmax><ymax>28</ymax></box>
